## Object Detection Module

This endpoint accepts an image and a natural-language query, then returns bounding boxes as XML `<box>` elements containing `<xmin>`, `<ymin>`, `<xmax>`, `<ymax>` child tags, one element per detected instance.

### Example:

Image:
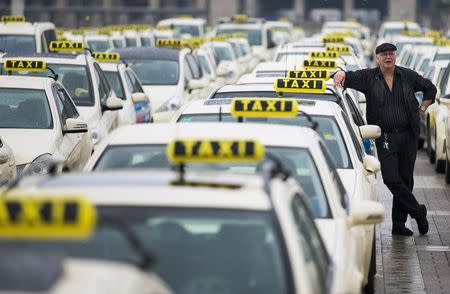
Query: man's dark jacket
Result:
<box><xmin>344</xmin><ymin>66</ymin><xmax>437</xmax><ymax>136</ymax></box>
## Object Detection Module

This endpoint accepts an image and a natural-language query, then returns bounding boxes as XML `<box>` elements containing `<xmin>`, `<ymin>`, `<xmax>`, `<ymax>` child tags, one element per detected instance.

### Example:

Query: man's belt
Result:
<box><xmin>382</xmin><ymin>127</ymin><xmax>409</xmax><ymax>134</ymax></box>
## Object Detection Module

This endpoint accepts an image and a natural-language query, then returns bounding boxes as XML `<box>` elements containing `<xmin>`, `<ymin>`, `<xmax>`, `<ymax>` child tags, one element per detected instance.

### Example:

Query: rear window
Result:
<box><xmin>128</xmin><ymin>59</ymin><xmax>179</xmax><ymax>85</ymax></box>
<box><xmin>87</xmin><ymin>40</ymin><xmax>111</xmax><ymax>52</ymax></box>
<box><xmin>0</xmin><ymin>35</ymin><xmax>36</xmax><ymax>54</ymax></box>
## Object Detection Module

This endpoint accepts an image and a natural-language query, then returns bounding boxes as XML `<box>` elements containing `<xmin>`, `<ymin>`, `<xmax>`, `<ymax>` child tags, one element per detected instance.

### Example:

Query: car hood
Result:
<box><xmin>0</xmin><ymin>129</ymin><xmax>56</xmax><ymax>165</ymax></box>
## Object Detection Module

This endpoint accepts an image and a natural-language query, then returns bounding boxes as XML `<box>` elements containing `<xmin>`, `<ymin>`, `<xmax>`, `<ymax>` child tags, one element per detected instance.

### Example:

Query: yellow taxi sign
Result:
<box><xmin>186</xmin><ymin>37</ymin><xmax>205</xmax><ymax>48</ymax></box>
<box><xmin>209</xmin><ymin>35</ymin><xmax>231</xmax><ymax>42</ymax></box>
<box><xmin>1</xmin><ymin>15</ymin><xmax>25</xmax><ymax>22</ymax></box>
<box><xmin>49</xmin><ymin>41</ymin><xmax>85</xmax><ymax>52</ymax></box>
<box><xmin>309</xmin><ymin>51</ymin><xmax>339</xmax><ymax>59</ymax></box>
<box><xmin>4</xmin><ymin>59</ymin><xmax>46</xmax><ymax>72</ymax></box>
<box><xmin>302</xmin><ymin>59</ymin><xmax>337</xmax><ymax>70</ymax></box>
<box><xmin>231</xmin><ymin>32</ymin><xmax>248</xmax><ymax>38</ymax></box>
<box><xmin>156</xmin><ymin>39</ymin><xmax>186</xmax><ymax>49</ymax></box>
<box><xmin>322</xmin><ymin>36</ymin><xmax>345</xmax><ymax>43</ymax></box>
<box><xmin>325</xmin><ymin>45</ymin><xmax>351</xmax><ymax>53</ymax></box>
<box><xmin>92</xmin><ymin>52</ymin><xmax>121</xmax><ymax>62</ymax></box>
<box><xmin>231</xmin><ymin>98</ymin><xmax>298</xmax><ymax>118</ymax></box>
<box><xmin>232</xmin><ymin>14</ymin><xmax>249</xmax><ymax>23</ymax></box>
<box><xmin>287</xmin><ymin>70</ymin><xmax>330</xmax><ymax>80</ymax></box>
<box><xmin>167</xmin><ymin>139</ymin><xmax>265</xmax><ymax>164</ymax></box>
<box><xmin>274</xmin><ymin>78</ymin><xmax>326</xmax><ymax>94</ymax></box>
<box><xmin>0</xmin><ymin>196</ymin><xmax>96</xmax><ymax>240</ymax></box>
<box><xmin>155</xmin><ymin>25</ymin><xmax>173</xmax><ymax>31</ymax></box>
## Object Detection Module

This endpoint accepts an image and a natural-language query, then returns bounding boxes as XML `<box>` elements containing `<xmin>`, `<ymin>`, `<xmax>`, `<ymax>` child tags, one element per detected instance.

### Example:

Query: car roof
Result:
<box><xmin>214</xmin><ymin>80</ymin><xmax>336</xmax><ymax>94</ymax></box>
<box><xmin>113</xmin><ymin>47</ymin><xmax>180</xmax><ymax>61</ymax></box>
<box><xmin>179</xmin><ymin>98</ymin><xmax>338</xmax><ymax>117</ymax></box>
<box><xmin>84</xmin><ymin>34</ymin><xmax>110</xmax><ymax>41</ymax></box>
<box><xmin>0</xmin><ymin>75</ymin><xmax>52</xmax><ymax>89</ymax></box>
<box><xmin>16</xmin><ymin>170</ymin><xmax>272</xmax><ymax>210</ymax></box>
<box><xmin>0</xmin><ymin>22</ymin><xmax>53</xmax><ymax>35</ymax></box>
<box><xmin>100</xmin><ymin>122</ymin><xmax>320</xmax><ymax>149</ymax></box>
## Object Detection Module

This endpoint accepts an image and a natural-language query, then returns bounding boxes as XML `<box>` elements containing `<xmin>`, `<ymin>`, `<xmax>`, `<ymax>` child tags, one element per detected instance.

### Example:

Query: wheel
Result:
<box><xmin>418</xmin><ymin>138</ymin><xmax>425</xmax><ymax>149</ymax></box>
<box><xmin>427</xmin><ymin>122</ymin><xmax>436</xmax><ymax>163</ymax></box>
<box><xmin>364</xmin><ymin>232</ymin><xmax>376</xmax><ymax>294</ymax></box>
<box><xmin>445</xmin><ymin>154</ymin><xmax>450</xmax><ymax>184</ymax></box>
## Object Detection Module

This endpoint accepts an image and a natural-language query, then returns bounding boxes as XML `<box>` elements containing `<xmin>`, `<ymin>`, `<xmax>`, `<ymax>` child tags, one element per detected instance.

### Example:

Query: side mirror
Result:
<box><xmin>0</xmin><ymin>148</ymin><xmax>9</xmax><ymax>165</ymax></box>
<box><xmin>436</xmin><ymin>88</ymin><xmax>441</xmax><ymax>102</ymax></box>
<box><xmin>102</xmin><ymin>96</ymin><xmax>123</xmax><ymax>112</ymax></box>
<box><xmin>189</xmin><ymin>78</ymin><xmax>207</xmax><ymax>90</ymax></box>
<box><xmin>359</xmin><ymin>125</ymin><xmax>381</xmax><ymax>139</ymax></box>
<box><xmin>64</xmin><ymin>117</ymin><xmax>88</xmax><ymax>134</ymax></box>
<box><xmin>363</xmin><ymin>155</ymin><xmax>380</xmax><ymax>174</ymax></box>
<box><xmin>216</xmin><ymin>63</ymin><xmax>232</xmax><ymax>77</ymax></box>
<box><xmin>131</xmin><ymin>92</ymin><xmax>147</xmax><ymax>103</ymax></box>
<box><xmin>348</xmin><ymin>200</ymin><xmax>384</xmax><ymax>227</ymax></box>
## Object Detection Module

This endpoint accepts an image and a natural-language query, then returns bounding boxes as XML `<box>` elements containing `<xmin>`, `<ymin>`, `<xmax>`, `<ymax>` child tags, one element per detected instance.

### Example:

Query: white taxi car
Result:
<box><xmin>0</xmin><ymin>60</ymin><xmax>92</xmax><ymax>176</ymax></box>
<box><xmin>114</xmin><ymin>43</ymin><xmax>208</xmax><ymax>122</ymax></box>
<box><xmin>83</xmin><ymin>121</ymin><xmax>384</xmax><ymax>293</ymax></box>
<box><xmin>22</xmin><ymin>138</ymin><xmax>340</xmax><ymax>293</ymax></box>
<box><xmin>157</xmin><ymin>17</ymin><xmax>207</xmax><ymax>38</ymax></box>
<box><xmin>0</xmin><ymin>135</ymin><xmax>15</xmax><ymax>185</ymax></box>
<box><xmin>93</xmin><ymin>52</ymin><xmax>150</xmax><ymax>123</ymax></box>
<box><xmin>0</xmin><ymin>16</ymin><xmax>57</xmax><ymax>54</ymax></box>
<box><xmin>0</xmin><ymin>195</ymin><xmax>172</xmax><ymax>294</ymax></box>
<box><xmin>1</xmin><ymin>41</ymin><xmax>125</xmax><ymax>147</ymax></box>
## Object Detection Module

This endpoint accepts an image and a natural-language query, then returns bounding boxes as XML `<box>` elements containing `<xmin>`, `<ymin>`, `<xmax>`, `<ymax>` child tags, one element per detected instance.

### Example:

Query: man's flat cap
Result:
<box><xmin>375</xmin><ymin>43</ymin><xmax>397</xmax><ymax>54</ymax></box>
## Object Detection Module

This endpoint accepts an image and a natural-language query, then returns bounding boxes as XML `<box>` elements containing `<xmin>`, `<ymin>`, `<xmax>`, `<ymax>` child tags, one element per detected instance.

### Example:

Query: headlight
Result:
<box><xmin>26</xmin><ymin>153</ymin><xmax>52</xmax><ymax>175</ymax></box>
<box><xmin>155</xmin><ymin>96</ymin><xmax>181</xmax><ymax>113</ymax></box>
<box><xmin>90</xmin><ymin>128</ymin><xmax>101</xmax><ymax>145</ymax></box>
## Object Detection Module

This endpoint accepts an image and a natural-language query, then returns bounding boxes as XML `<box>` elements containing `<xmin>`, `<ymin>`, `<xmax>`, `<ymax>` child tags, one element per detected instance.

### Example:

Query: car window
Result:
<box><xmin>186</xmin><ymin>54</ymin><xmax>202</xmax><ymax>79</ymax></box>
<box><xmin>319</xmin><ymin>141</ymin><xmax>349</xmax><ymax>210</ymax></box>
<box><xmin>127</xmin><ymin>70</ymin><xmax>145</xmax><ymax>93</ymax></box>
<box><xmin>340</xmin><ymin>111</ymin><xmax>365</xmax><ymax>162</ymax></box>
<box><xmin>43</xmin><ymin>29</ymin><xmax>57</xmax><ymax>48</ymax></box>
<box><xmin>217</xmin><ymin>28</ymin><xmax>262</xmax><ymax>46</ymax></box>
<box><xmin>87</xmin><ymin>40</ymin><xmax>111</xmax><ymax>52</ymax></box>
<box><xmin>128</xmin><ymin>59</ymin><xmax>179</xmax><ymax>85</ymax></box>
<box><xmin>439</xmin><ymin>65</ymin><xmax>450</xmax><ymax>94</ymax></box>
<box><xmin>183</xmin><ymin>58</ymin><xmax>194</xmax><ymax>82</ymax></box>
<box><xmin>291</xmin><ymin>194</ymin><xmax>331</xmax><ymax>294</ymax></box>
<box><xmin>344</xmin><ymin>93</ymin><xmax>365</xmax><ymax>126</ymax></box>
<box><xmin>0</xmin><ymin>35</ymin><xmax>36</xmax><ymax>54</ymax></box>
<box><xmin>52</xmin><ymin>86</ymin><xmax>76</xmax><ymax>128</ymax></box>
<box><xmin>0</xmin><ymin>88</ymin><xmax>53</xmax><ymax>129</ymax></box>
<box><xmin>198</xmin><ymin>55</ymin><xmax>211</xmax><ymax>75</ymax></box>
<box><xmin>213</xmin><ymin>46</ymin><xmax>233</xmax><ymax>61</ymax></box>
<box><xmin>105</xmin><ymin>71</ymin><xmax>125</xmax><ymax>100</ymax></box>
<box><xmin>93</xmin><ymin>63</ymin><xmax>111</xmax><ymax>102</ymax></box>
<box><xmin>56</xmin><ymin>86</ymin><xmax>79</xmax><ymax>118</ymax></box>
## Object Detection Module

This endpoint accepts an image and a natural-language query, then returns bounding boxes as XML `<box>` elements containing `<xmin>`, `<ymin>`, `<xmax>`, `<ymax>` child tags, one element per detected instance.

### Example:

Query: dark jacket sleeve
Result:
<box><xmin>343</xmin><ymin>69</ymin><xmax>371</xmax><ymax>94</ymax></box>
<box><xmin>412</xmin><ymin>71</ymin><xmax>437</xmax><ymax>103</ymax></box>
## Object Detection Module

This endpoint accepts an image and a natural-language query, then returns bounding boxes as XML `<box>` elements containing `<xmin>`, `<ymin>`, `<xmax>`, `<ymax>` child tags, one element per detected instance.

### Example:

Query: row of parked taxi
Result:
<box><xmin>0</xmin><ymin>14</ymin><xmax>448</xmax><ymax>293</ymax></box>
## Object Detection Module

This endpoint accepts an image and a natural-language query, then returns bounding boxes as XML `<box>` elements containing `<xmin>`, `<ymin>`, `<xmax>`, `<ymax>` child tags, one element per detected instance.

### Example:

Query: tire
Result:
<box><xmin>364</xmin><ymin>233</ymin><xmax>376</xmax><ymax>294</ymax></box>
<box><xmin>445</xmin><ymin>154</ymin><xmax>450</xmax><ymax>184</ymax></box>
<box><xmin>427</xmin><ymin>122</ymin><xmax>436</xmax><ymax>163</ymax></box>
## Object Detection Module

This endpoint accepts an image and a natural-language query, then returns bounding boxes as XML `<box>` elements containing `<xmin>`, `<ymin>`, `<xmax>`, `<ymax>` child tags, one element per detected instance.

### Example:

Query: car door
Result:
<box><xmin>52</xmin><ymin>85</ymin><xmax>92</xmax><ymax>170</ymax></box>
<box><xmin>93</xmin><ymin>63</ymin><xmax>118</xmax><ymax>133</ymax></box>
<box><xmin>124</xmin><ymin>69</ymin><xmax>151</xmax><ymax>123</ymax></box>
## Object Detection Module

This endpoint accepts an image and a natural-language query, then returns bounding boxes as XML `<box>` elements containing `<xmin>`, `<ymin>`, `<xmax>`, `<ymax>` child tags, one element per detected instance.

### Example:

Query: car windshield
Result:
<box><xmin>127</xmin><ymin>59</ymin><xmax>179</xmax><ymax>85</ymax></box>
<box><xmin>11</xmin><ymin>64</ymin><xmax>94</xmax><ymax>106</ymax></box>
<box><xmin>94</xmin><ymin>145</ymin><xmax>330</xmax><ymax>218</ymax></box>
<box><xmin>435</xmin><ymin>53</ymin><xmax>450</xmax><ymax>61</ymax></box>
<box><xmin>419</xmin><ymin>58</ymin><xmax>430</xmax><ymax>72</ymax></box>
<box><xmin>178</xmin><ymin>114</ymin><xmax>351</xmax><ymax>170</ymax></box>
<box><xmin>112</xmin><ymin>39</ymin><xmax>125</xmax><ymax>48</ymax></box>
<box><xmin>0</xmin><ymin>88</ymin><xmax>52</xmax><ymax>129</ymax></box>
<box><xmin>198</xmin><ymin>55</ymin><xmax>211</xmax><ymax>74</ymax></box>
<box><xmin>217</xmin><ymin>28</ymin><xmax>262</xmax><ymax>46</ymax></box>
<box><xmin>211</xmin><ymin>91</ymin><xmax>337</xmax><ymax>102</ymax></box>
<box><xmin>275</xmin><ymin>52</ymin><xmax>309</xmax><ymax>63</ymax></box>
<box><xmin>213</xmin><ymin>46</ymin><xmax>233</xmax><ymax>61</ymax></box>
<box><xmin>0</xmin><ymin>35</ymin><xmax>36</xmax><ymax>54</ymax></box>
<box><xmin>174</xmin><ymin>25</ymin><xmax>200</xmax><ymax>37</ymax></box>
<box><xmin>125</xmin><ymin>37</ymin><xmax>137</xmax><ymax>47</ymax></box>
<box><xmin>104</xmin><ymin>71</ymin><xmax>125</xmax><ymax>99</ymax></box>
<box><xmin>140</xmin><ymin>36</ymin><xmax>153</xmax><ymax>47</ymax></box>
<box><xmin>0</xmin><ymin>207</ymin><xmax>290</xmax><ymax>294</ymax></box>
<box><xmin>87</xmin><ymin>40</ymin><xmax>111</xmax><ymax>52</ymax></box>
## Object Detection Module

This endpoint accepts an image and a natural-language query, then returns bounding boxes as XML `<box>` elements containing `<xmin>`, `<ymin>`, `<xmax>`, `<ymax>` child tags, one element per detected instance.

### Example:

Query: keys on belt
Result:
<box><xmin>383</xmin><ymin>133</ymin><xmax>389</xmax><ymax>150</ymax></box>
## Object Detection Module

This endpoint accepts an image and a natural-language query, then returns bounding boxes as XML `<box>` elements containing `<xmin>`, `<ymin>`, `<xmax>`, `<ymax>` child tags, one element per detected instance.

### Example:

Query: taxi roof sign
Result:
<box><xmin>309</xmin><ymin>51</ymin><xmax>339</xmax><ymax>59</ymax></box>
<box><xmin>231</xmin><ymin>98</ymin><xmax>298</xmax><ymax>118</ymax></box>
<box><xmin>274</xmin><ymin>78</ymin><xmax>326</xmax><ymax>94</ymax></box>
<box><xmin>4</xmin><ymin>59</ymin><xmax>46</xmax><ymax>72</ymax></box>
<box><xmin>325</xmin><ymin>45</ymin><xmax>351</xmax><ymax>53</ymax></box>
<box><xmin>92</xmin><ymin>52</ymin><xmax>121</xmax><ymax>62</ymax></box>
<box><xmin>232</xmin><ymin>14</ymin><xmax>249</xmax><ymax>23</ymax></box>
<box><xmin>49</xmin><ymin>41</ymin><xmax>85</xmax><ymax>52</ymax></box>
<box><xmin>1</xmin><ymin>15</ymin><xmax>25</xmax><ymax>22</ymax></box>
<box><xmin>167</xmin><ymin>139</ymin><xmax>265</xmax><ymax>164</ymax></box>
<box><xmin>302</xmin><ymin>59</ymin><xmax>337</xmax><ymax>70</ymax></box>
<box><xmin>287</xmin><ymin>70</ymin><xmax>330</xmax><ymax>80</ymax></box>
<box><xmin>0</xmin><ymin>196</ymin><xmax>96</xmax><ymax>240</ymax></box>
<box><xmin>156</xmin><ymin>39</ymin><xmax>186</xmax><ymax>49</ymax></box>
<box><xmin>322</xmin><ymin>36</ymin><xmax>345</xmax><ymax>43</ymax></box>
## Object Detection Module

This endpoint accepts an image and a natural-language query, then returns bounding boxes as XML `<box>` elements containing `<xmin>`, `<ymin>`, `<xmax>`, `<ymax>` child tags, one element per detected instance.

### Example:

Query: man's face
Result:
<box><xmin>376</xmin><ymin>50</ymin><xmax>396</xmax><ymax>70</ymax></box>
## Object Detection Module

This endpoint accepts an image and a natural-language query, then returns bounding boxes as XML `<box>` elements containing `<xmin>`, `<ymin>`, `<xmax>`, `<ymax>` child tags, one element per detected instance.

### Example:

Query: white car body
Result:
<box><xmin>0</xmin><ymin>76</ymin><xmax>92</xmax><ymax>176</ymax></box>
<box><xmin>0</xmin><ymin>135</ymin><xmax>16</xmax><ymax>185</ymax></box>
<box><xmin>84</xmin><ymin>122</ymin><xmax>383</xmax><ymax>293</ymax></box>
<box><xmin>157</xmin><ymin>18</ymin><xmax>207</xmax><ymax>37</ymax></box>
<box><xmin>211</xmin><ymin>41</ymin><xmax>245</xmax><ymax>78</ymax></box>
<box><xmin>377</xmin><ymin>21</ymin><xmax>422</xmax><ymax>44</ymax></box>
<box><xmin>110</xmin><ymin>33</ymin><xmax>127</xmax><ymax>49</ymax></box>
<box><xmin>430</xmin><ymin>47</ymin><xmax>450</xmax><ymax>64</ymax></box>
<box><xmin>195</xmin><ymin>47</ymin><xmax>224</xmax><ymax>93</ymax></box>
<box><xmin>0</xmin><ymin>21</ymin><xmax>56</xmax><ymax>53</ymax></box>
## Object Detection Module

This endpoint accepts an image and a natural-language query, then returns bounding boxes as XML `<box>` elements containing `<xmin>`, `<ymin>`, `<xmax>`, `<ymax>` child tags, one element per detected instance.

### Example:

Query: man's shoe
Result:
<box><xmin>392</xmin><ymin>226</ymin><xmax>414</xmax><ymax>236</ymax></box>
<box><xmin>416</xmin><ymin>204</ymin><xmax>429</xmax><ymax>235</ymax></box>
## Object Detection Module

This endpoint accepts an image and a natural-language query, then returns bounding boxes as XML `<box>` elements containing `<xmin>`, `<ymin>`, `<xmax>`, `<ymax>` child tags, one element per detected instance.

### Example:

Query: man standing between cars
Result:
<box><xmin>334</xmin><ymin>43</ymin><xmax>436</xmax><ymax>236</ymax></box>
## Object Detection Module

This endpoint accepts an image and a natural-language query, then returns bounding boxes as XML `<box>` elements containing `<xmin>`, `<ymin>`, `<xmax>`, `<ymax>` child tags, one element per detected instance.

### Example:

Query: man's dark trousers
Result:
<box><xmin>376</xmin><ymin>130</ymin><xmax>421</xmax><ymax>225</ymax></box>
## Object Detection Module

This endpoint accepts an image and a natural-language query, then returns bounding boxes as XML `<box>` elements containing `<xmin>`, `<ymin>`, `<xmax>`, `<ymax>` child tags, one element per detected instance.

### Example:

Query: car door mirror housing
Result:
<box><xmin>131</xmin><ymin>92</ymin><xmax>147</xmax><ymax>103</ymax></box>
<box><xmin>189</xmin><ymin>79</ymin><xmax>206</xmax><ymax>90</ymax></box>
<box><xmin>359</xmin><ymin>125</ymin><xmax>381</xmax><ymax>139</ymax></box>
<box><xmin>348</xmin><ymin>200</ymin><xmax>384</xmax><ymax>227</ymax></box>
<box><xmin>363</xmin><ymin>155</ymin><xmax>380</xmax><ymax>174</ymax></box>
<box><xmin>102</xmin><ymin>96</ymin><xmax>124</xmax><ymax>112</ymax></box>
<box><xmin>64</xmin><ymin>118</ymin><xmax>88</xmax><ymax>134</ymax></box>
